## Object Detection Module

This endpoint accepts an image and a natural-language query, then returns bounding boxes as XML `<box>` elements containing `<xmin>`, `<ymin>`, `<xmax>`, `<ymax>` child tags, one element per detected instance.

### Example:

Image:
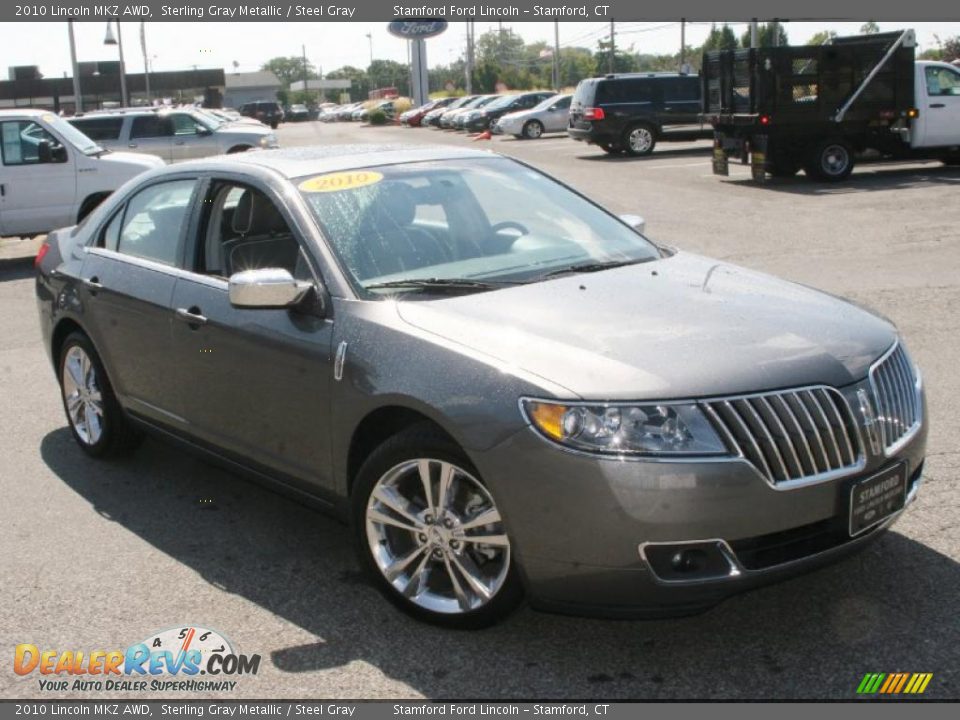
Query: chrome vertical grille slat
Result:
<box><xmin>703</xmin><ymin>386</ymin><xmax>862</xmax><ymax>487</ymax></box>
<box><xmin>869</xmin><ymin>343</ymin><xmax>921</xmax><ymax>453</ymax></box>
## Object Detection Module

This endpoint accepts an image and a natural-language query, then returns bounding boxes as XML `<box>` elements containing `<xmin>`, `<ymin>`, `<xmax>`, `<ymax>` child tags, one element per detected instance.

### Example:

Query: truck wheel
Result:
<box><xmin>806</xmin><ymin>140</ymin><xmax>855</xmax><ymax>181</ymax></box>
<box><xmin>622</xmin><ymin>124</ymin><xmax>657</xmax><ymax>156</ymax></box>
<box><xmin>77</xmin><ymin>193</ymin><xmax>109</xmax><ymax>223</ymax></box>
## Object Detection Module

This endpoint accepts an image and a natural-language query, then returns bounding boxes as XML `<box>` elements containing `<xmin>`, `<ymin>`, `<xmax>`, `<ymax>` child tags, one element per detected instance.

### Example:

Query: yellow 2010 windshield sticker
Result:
<box><xmin>299</xmin><ymin>171</ymin><xmax>384</xmax><ymax>193</ymax></box>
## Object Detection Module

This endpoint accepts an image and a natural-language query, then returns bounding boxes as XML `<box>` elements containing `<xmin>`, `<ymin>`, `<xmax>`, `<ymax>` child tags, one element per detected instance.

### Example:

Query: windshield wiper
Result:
<box><xmin>364</xmin><ymin>278</ymin><xmax>520</xmax><ymax>293</ymax></box>
<box><xmin>540</xmin><ymin>258</ymin><xmax>649</xmax><ymax>280</ymax></box>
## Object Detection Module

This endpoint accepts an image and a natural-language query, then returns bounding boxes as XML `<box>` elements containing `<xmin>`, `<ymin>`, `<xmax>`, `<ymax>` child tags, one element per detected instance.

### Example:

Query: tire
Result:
<box><xmin>270</xmin><ymin>121</ymin><xmax>279</xmax><ymax>130</ymax></box>
<box><xmin>622</xmin><ymin>123</ymin><xmax>657</xmax><ymax>156</ymax></box>
<box><xmin>941</xmin><ymin>156</ymin><xmax>960</xmax><ymax>166</ymax></box>
<box><xmin>351</xmin><ymin>423</ymin><xmax>523</xmax><ymax>629</ymax></box>
<box><xmin>522</xmin><ymin>120</ymin><xmax>544</xmax><ymax>140</ymax></box>
<box><xmin>805</xmin><ymin>139</ymin><xmax>855</xmax><ymax>182</ymax></box>
<box><xmin>58</xmin><ymin>332</ymin><xmax>142</xmax><ymax>458</ymax></box>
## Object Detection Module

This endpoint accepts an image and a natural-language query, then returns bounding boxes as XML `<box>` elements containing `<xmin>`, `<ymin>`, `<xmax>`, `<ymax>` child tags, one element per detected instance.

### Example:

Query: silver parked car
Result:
<box><xmin>494</xmin><ymin>93</ymin><xmax>572</xmax><ymax>139</ymax></box>
<box><xmin>68</xmin><ymin>109</ymin><xmax>278</xmax><ymax>162</ymax></box>
<box><xmin>35</xmin><ymin>145</ymin><xmax>926</xmax><ymax>628</ymax></box>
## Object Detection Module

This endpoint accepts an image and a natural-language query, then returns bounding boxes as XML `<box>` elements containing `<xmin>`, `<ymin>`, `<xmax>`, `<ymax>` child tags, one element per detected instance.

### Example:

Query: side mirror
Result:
<box><xmin>196</xmin><ymin>125</ymin><xmax>212</xmax><ymax>136</ymax></box>
<box><xmin>37</xmin><ymin>140</ymin><xmax>52</xmax><ymax>163</ymax></box>
<box><xmin>619</xmin><ymin>214</ymin><xmax>646</xmax><ymax>235</ymax></box>
<box><xmin>229</xmin><ymin>268</ymin><xmax>313</xmax><ymax>309</ymax></box>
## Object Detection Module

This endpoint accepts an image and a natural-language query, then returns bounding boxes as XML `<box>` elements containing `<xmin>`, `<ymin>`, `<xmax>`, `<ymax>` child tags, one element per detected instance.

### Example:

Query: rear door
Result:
<box><xmin>659</xmin><ymin>77</ymin><xmax>704</xmax><ymax>135</ymax></box>
<box><xmin>79</xmin><ymin>177</ymin><xmax>200</xmax><ymax>426</ymax></box>
<box><xmin>544</xmin><ymin>95</ymin><xmax>572</xmax><ymax>132</ymax></box>
<box><xmin>0</xmin><ymin>118</ymin><xmax>77</xmax><ymax>236</ymax></box>
<box><xmin>127</xmin><ymin>115</ymin><xmax>174</xmax><ymax>162</ymax></box>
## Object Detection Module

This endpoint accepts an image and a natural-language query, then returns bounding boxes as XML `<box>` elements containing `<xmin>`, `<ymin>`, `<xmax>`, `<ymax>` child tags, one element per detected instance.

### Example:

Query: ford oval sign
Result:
<box><xmin>387</xmin><ymin>19</ymin><xmax>448</xmax><ymax>40</ymax></box>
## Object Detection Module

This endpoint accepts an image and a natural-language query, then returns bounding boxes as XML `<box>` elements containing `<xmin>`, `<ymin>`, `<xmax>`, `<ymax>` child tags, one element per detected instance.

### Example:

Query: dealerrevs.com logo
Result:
<box><xmin>14</xmin><ymin>626</ymin><xmax>260</xmax><ymax>693</ymax></box>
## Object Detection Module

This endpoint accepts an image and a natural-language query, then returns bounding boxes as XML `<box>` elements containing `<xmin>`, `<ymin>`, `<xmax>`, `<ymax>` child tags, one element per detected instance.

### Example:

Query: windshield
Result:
<box><xmin>42</xmin><ymin>114</ymin><xmax>103</xmax><ymax>155</ymax></box>
<box><xmin>297</xmin><ymin>158</ymin><xmax>660</xmax><ymax>297</ymax></box>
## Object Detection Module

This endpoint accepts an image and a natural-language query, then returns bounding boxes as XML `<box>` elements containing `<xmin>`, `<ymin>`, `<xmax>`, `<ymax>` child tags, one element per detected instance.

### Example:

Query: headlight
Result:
<box><xmin>521</xmin><ymin>399</ymin><xmax>728</xmax><ymax>456</ymax></box>
<box><xmin>259</xmin><ymin>134</ymin><xmax>277</xmax><ymax>148</ymax></box>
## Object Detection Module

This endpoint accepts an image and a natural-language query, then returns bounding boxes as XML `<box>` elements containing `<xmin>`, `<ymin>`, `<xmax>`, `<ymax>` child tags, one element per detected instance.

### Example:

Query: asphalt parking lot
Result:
<box><xmin>2</xmin><ymin>119</ymin><xmax>959</xmax><ymax>700</ymax></box>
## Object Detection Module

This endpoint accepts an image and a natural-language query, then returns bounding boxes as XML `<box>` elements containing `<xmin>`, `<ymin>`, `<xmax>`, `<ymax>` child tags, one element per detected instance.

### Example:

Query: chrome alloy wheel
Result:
<box><xmin>62</xmin><ymin>345</ymin><xmax>104</xmax><ymax>446</ymax></box>
<box><xmin>365</xmin><ymin>459</ymin><xmax>511</xmax><ymax>615</ymax></box>
<box><xmin>627</xmin><ymin>126</ymin><xmax>653</xmax><ymax>153</ymax></box>
<box><xmin>820</xmin><ymin>144</ymin><xmax>851</xmax><ymax>177</ymax></box>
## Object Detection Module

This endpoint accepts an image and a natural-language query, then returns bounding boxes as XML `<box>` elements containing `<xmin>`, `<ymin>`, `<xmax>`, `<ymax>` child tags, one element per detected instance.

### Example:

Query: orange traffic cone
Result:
<box><xmin>472</xmin><ymin>130</ymin><xmax>493</xmax><ymax>141</ymax></box>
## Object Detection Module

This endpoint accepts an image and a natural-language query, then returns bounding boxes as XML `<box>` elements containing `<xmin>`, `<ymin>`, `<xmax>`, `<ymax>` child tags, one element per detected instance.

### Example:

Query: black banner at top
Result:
<box><xmin>2</xmin><ymin>0</ymin><xmax>959</xmax><ymax>22</ymax></box>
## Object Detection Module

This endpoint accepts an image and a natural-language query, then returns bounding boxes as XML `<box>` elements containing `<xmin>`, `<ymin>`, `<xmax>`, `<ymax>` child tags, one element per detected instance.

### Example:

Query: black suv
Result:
<box><xmin>239</xmin><ymin>100</ymin><xmax>285</xmax><ymax>129</ymax></box>
<box><xmin>462</xmin><ymin>91</ymin><xmax>557</xmax><ymax>132</ymax></box>
<box><xmin>568</xmin><ymin>73</ymin><xmax>711</xmax><ymax>156</ymax></box>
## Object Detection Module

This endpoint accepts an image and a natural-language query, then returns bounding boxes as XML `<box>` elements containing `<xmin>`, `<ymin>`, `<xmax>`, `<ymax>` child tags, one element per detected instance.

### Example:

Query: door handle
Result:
<box><xmin>929</xmin><ymin>103</ymin><xmax>945</xmax><ymax>108</ymax></box>
<box><xmin>128</xmin><ymin>143</ymin><xmax>138</xmax><ymax>148</ymax></box>
<box><xmin>0</xmin><ymin>183</ymin><xmax>5</xmax><ymax>197</ymax></box>
<box><xmin>175</xmin><ymin>307</ymin><xmax>208</xmax><ymax>327</ymax></box>
<box><xmin>174</xmin><ymin>140</ymin><xmax>185</xmax><ymax>146</ymax></box>
<box><xmin>83</xmin><ymin>276</ymin><xmax>103</xmax><ymax>292</ymax></box>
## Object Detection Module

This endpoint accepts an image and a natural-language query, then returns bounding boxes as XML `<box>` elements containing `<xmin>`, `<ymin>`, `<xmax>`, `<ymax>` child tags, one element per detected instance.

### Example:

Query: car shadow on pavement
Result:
<box><xmin>725</xmin><ymin>164</ymin><xmax>960</xmax><ymax>195</ymax></box>
<box><xmin>576</xmin><ymin>145</ymin><xmax>712</xmax><ymax>162</ymax></box>
<box><xmin>0</xmin><ymin>264</ymin><xmax>35</xmax><ymax>282</ymax></box>
<box><xmin>41</xmin><ymin>428</ymin><xmax>960</xmax><ymax>699</ymax></box>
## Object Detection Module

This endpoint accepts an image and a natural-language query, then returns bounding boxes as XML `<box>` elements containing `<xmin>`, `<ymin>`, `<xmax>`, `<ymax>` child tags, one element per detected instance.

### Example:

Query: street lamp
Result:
<box><xmin>365</xmin><ymin>32</ymin><xmax>373</xmax><ymax>66</ymax></box>
<box><xmin>104</xmin><ymin>21</ymin><xmax>129</xmax><ymax>107</ymax></box>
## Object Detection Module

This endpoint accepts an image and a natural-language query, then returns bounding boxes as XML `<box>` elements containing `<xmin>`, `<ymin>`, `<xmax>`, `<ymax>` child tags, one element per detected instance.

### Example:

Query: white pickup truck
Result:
<box><xmin>706</xmin><ymin>31</ymin><xmax>960</xmax><ymax>181</ymax></box>
<box><xmin>0</xmin><ymin>109</ymin><xmax>163</xmax><ymax>238</ymax></box>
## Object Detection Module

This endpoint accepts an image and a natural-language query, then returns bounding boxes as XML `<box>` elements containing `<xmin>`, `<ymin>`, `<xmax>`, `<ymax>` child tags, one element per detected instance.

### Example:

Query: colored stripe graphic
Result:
<box><xmin>857</xmin><ymin>673</ymin><xmax>933</xmax><ymax>695</ymax></box>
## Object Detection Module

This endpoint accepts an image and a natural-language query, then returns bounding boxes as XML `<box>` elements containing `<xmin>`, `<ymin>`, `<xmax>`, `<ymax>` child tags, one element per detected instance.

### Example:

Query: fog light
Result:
<box><xmin>671</xmin><ymin>548</ymin><xmax>708</xmax><ymax>573</ymax></box>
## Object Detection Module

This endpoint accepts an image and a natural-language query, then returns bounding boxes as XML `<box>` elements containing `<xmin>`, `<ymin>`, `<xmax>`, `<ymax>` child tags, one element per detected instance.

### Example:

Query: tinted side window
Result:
<box><xmin>130</xmin><ymin>116</ymin><xmax>171</xmax><ymax>139</ymax></box>
<box><xmin>116</xmin><ymin>180</ymin><xmax>197</xmax><ymax>266</ymax></box>
<box><xmin>71</xmin><ymin>117</ymin><xmax>124</xmax><ymax>141</ymax></box>
<box><xmin>170</xmin><ymin>113</ymin><xmax>201</xmax><ymax>136</ymax></box>
<box><xmin>597</xmin><ymin>79</ymin><xmax>655</xmax><ymax>104</ymax></box>
<box><xmin>662</xmin><ymin>78</ymin><xmax>700</xmax><ymax>102</ymax></box>
<box><xmin>572</xmin><ymin>80</ymin><xmax>599</xmax><ymax>106</ymax></box>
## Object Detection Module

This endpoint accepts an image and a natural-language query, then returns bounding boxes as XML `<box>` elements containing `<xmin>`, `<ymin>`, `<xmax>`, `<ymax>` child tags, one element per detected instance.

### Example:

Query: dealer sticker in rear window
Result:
<box><xmin>299</xmin><ymin>171</ymin><xmax>384</xmax><ymax>193</ymax></box>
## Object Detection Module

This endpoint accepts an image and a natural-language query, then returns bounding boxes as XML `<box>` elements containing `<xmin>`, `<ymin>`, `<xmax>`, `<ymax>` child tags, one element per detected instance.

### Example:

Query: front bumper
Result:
<box><xmin>470</xmin><ymin>384</ymin><xmax>928</xmax><ymax>618</ymax></box>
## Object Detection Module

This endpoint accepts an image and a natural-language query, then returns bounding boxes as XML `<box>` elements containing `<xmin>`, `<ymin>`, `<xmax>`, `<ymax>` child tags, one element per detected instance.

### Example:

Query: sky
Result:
<box><xmin>2</xmin><ymin>21</ymin><xmax>959</xmax><ymax>80</ymax></box>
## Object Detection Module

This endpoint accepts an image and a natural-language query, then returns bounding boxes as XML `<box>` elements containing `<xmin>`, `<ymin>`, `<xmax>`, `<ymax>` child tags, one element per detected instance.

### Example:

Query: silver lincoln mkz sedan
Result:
<box><xmin>36</xmin><ymin>145</ymin><xmax>927</xmax><ymax>628</ymax></box>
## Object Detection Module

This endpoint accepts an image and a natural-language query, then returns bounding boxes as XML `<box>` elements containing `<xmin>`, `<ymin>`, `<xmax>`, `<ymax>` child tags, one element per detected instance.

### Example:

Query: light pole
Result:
<box><xmin>67</xmin><ymin>20</ymin><xmax>83</xmax><ymax>113</ymax></box>
<box><xmin>365</xmin><ymin>32</ymin><xmax>373</xmax><ymax>66</ymax></box>
<box><xmin>139</xmin><ymin>21</ymin><xmax>151</xmax><ymax>102</ymax></box>
<box><xmin>103</xmin><ymin>21</ymin><xmax>129</xmax><ymax>107</ymax></box>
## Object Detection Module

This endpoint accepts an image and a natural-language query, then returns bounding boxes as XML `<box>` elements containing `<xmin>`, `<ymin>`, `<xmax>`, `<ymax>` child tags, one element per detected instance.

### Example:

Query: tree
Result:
<box><xmin>860</xmin><ymin>21</ymin><xmax>880</xmax><ymax>35</ymax></box>
<box><xmin>367</xmin><ymin>59</ymin><xmax>410</xmax><ymax>97</ymax></box>
<box><xmin>260</xmin><ymin>56</ymin><xmax>316</xmax><ymax>89</ymax></box>
<box><xmin>806</xmin><ymin>30</ymin><xmax>837</xmax><ymax>46</ymax></box>
<box><xmin>741</xmin><ymin>23</ymin><xmax>789</xmax><ymax>48</ymax></box>
<box><xmin>326</xmin><ymin>65</ymin><xmax>369</xmax><ymax>101</ymax></box>
<box><xmin>703</xmin><ymin>23</ymin><xmax>739</xmax><ymax>52</ymax></box>
<box><xmin>595</xmin><ymin>39</ymin><xmax>639</xmax><ymax>74</ymax></box>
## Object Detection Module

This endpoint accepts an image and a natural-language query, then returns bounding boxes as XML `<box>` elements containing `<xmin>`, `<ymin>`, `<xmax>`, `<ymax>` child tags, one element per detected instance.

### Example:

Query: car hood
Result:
<box><xmin>217</xmin><ymin>124</ymin><xmax>272</xmax><ymax>137</ymax></box>
<box><xmin>98</xmin><ymin>150</ymin><xmax>165</xmax><ymax>169</ymax></box>
<box><xmin>394</xmin><ymin>252</ymin><xmax>895</xmax><ymax>400</ymax></box>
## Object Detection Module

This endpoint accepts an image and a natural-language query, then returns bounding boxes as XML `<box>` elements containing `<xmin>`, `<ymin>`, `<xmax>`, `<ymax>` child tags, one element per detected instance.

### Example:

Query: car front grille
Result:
<box><xmin>870</xmin><ymin>343</ymin><xmax>922</xmax><ymax>453</ymax></box>
<box><xmin>702</xmin><ymin>387</ymin><xmax>862</xmax><ymax>486</ymax></box>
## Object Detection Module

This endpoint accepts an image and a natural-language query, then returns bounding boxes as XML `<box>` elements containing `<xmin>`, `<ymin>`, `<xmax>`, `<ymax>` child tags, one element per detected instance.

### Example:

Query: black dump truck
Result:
<box><xmin>703</xmin><ymin>30</ymin><xmax>960</xmax><ymax>181</ymax></box>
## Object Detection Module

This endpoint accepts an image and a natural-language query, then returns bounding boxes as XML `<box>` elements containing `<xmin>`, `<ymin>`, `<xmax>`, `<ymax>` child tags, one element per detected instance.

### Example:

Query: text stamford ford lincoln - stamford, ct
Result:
<box><xmin>35</xmin><ymin>145</ymin><xmax>927</xmax><ymax>628</ymax></box>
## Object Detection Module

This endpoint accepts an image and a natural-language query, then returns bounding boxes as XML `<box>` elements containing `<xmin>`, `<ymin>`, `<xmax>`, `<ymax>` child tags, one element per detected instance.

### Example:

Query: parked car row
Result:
<box><xmin>399</xmin><ymin>91</ymin><xmax>571</xmax><ymax>139</ymax></box>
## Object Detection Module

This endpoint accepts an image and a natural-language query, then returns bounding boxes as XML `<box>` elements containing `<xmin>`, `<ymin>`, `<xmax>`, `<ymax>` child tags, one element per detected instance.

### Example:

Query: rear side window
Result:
<box><xmin>131</xmin><ymin>116</ymin><xmax>171</xmax><ymax>139</ymax></box>
<box><xmin>596</xmin><ymin>79</ymin><xmax>655</xmax><ymax>104</ymax></box>
<box><xmin>115</xmin><ymin>180</ymin><xmax>197</xmax><ymax>266</ymax></box>
<box><xmin>70</xmin><ymin>117</ymin><xmax>124</xmax><ymax>141</ymax></box>
<box><xmin>662</xmin><ymin>78</ymin><xmax>701</xmax><ymax>102</ymax></box>
<box><xmin>572</xmin><ymin>80</ymin><xmax>599</xmax><ymax>106</ymax></box>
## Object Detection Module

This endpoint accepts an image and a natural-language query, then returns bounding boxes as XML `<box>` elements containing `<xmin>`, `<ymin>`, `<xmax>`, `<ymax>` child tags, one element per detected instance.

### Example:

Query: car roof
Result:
<box><xmin>0</xmin><ymin>108</ymin><xmax>56</xmax><ymax>118</ymax></box>
<box><xmin>176</xmin><ymin>144</ymin><xmax>498</xmax><ymax>179</ymax></box>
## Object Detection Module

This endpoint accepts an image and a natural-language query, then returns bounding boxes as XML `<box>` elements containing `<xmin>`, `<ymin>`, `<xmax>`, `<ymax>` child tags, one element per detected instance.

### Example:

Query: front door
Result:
<box><xmin>168</xmin><ymin>180</ymin><xmax>335</xmax><ymax>488</ymax></box>
<box><xmin>918</xmin><ymin>64</ymin><xmax>960</xmax><ymax>148</ymax></box>
<box><xmin>78</xmin><ymin>177</ymin><xmax>200</xmax><ymax>426</ymax></box>
<box><xmin>0</xmin><ymin>119</ymin><xmax>76</xmax><ymax>236</ymax></box>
